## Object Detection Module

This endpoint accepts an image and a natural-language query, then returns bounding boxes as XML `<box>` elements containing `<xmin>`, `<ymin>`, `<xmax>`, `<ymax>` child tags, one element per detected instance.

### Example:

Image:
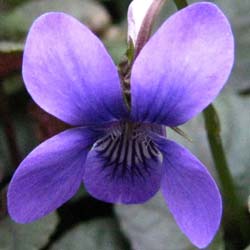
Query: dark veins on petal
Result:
<box><xmin>93</xmin><ymin>122</ymin><xmax>163</xmax><ymax>182</ymax></box>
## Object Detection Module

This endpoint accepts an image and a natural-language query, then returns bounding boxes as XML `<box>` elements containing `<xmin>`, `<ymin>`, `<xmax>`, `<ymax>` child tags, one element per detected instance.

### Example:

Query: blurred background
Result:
<box><xmin>0</xmin><ymin>0</ymin><xmax>249</xmax><ymax>249</ymax></box>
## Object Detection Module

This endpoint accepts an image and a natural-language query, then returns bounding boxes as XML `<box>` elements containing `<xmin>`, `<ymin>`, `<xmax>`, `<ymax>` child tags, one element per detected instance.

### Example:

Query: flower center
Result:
<box><xmin>93</xmin><ymin>121</ymin><xmax>162</xmax><ymax>178</ymax></box>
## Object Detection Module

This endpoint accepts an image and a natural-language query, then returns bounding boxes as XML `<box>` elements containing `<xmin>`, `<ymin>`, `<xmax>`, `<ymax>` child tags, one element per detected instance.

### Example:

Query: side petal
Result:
<box><xmin>23</xmin><ymin>12</ymin><xmax>127</xmax><ymax>126</ymax></box>
<box><xmin>156</xmin><ymin>138</ymin><xmax>222</xmax><ymax>248</ymax></box>
<box><xmin>131</xmin><ymin>3</ymin><xmax>234</xmax><ymax>126</ymax></box>
<box><xmin>8</xmin><ymin>128</ymin><xmax>102</xmax><ymax>223</ymax></box>
<box><xmin>83</xmin><ymin>127</ymin><xmax>163</xmax><ymax>204</ymax></box>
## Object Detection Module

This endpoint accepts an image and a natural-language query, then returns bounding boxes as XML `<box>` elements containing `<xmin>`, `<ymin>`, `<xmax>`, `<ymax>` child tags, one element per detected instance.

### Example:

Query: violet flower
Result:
<box><xmin>8</xmin><ymin>2</ymin><xmax>234</xmax><ymax>248</ymax></box>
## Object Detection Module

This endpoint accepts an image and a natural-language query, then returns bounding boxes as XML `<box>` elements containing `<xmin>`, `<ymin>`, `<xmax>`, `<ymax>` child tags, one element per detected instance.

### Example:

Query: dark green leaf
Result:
<box><xmin>244</xmin><ymin>245</ymin><xmax>250</xmax><ymax>250</ymax></box>
<box><xmin>115</xmin><ymin>194</ymin><xmax>224</xmax><ymax>250</ymax></box>
<box><xmin>50</xmin><ymin>218</ymin><xmax>128</xmax><ymax>250</ymax></box>
<box><xmin>116</xmin><ymin>195</ymin><xmax>195</xmax><ymax>250</ymax></box>
<box><xmin>0</xmin><ymin>213</ymin><xmax>58</xmax><ymax>250</ymax></box>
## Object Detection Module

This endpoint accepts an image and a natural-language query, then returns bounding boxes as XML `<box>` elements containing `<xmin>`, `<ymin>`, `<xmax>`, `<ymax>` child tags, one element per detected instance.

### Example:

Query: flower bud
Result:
<box><xmin>127</xmin><ymin>0</ymin><xmax>154</xmax><ymax>45</ymax></box>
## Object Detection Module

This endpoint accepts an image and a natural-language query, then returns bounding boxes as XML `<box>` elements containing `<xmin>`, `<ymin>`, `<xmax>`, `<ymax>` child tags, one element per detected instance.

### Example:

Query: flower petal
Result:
<box><xmin>83</xmin><ymin>126</ymin><xmax>163</xmax><ymax>204</ymax></box>
<box><xmin>8</xmin><ymin>128</ymin><xmax>102</xmax><ymax>223</ymax></box>
<box><xmin>23</xmin><ymin>12</ymin><xmax>127</xmax><ymax>126</ymax></box>
<box><xmin>130</xmin><ymin>2</ymin><xmax>234</xmax><ymax>126</ymax></box>
<box><xmin>156</xmin><ymin>138</ymin><xmax>222</xmax><ymax>248</ymax></box>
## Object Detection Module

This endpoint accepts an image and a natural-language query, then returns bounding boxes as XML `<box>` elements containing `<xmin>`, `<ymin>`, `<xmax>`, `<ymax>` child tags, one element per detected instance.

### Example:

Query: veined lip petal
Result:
<box><xmin>83</xmin><ymin>121</ymin><xmax>163</xmax><ymax>204</ymax></box>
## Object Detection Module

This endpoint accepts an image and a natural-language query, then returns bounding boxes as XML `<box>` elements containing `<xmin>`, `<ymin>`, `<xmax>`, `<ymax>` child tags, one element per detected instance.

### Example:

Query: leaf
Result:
<box><xmin>0</xmin><ymin>0</ymin><xmax>30</xmax><ymax>9</ymax></box>
<box><xmin>103</xmin><ymin>25</ymin><xmax>127</xmax><ymax>63</ymax></box>
<box><xmin>50</xmin><ymin>218</ymin><xmax>128</xmax><ymax>250</ymax></box>
<box><xmin>28</xmin><ymin>102</ymin><xmax>70</xmax><ymax>143</ymax></box>
<box><xmin>0</xmin><ymin>213</ymin><xmax>58</xmax><ymax>250</ymax></box>
<box><xmin>214</xmin><ymin>89</ymin><xmax>250</xmax><ymax>201</ymax></box>
<box><xmin>70</xmin><ymin>186</ymin><xmax>88</xmax><ymax>202</ymax></box>
<box><xmin>248</xmin><ymin>196</ymin><xmax>250</xmax><ymax>213</ymax></box>
<box><xmin>0</xmin><ymin>0</ymin><xmax>111</xmax><ymax>40</ymax></box>
<box><xmin>0</xmin><ymin>189</ymin><xmax>7</xmax><ymax>220</ymax></box>
<box><xmin>0</xmin><ymin>41</ymin><xmax>23</xmax><ymax>53</ymax></box>
<box><xmin>0</xmin><ymin>107</ymin><xmax>38</xmax><ymax>175</ymax></box>
<box><xmin>245</xmin><ymin>245</ymin><xmax>250</xmax><ymax>250</ymax></box>
<box><xmin>2</xmin><ymin>74</ymin><xmax>24</xmax><ymax>95</ymax></box>
<box><xmin>104</xmin><ymin>39</ymin><xmax>127</xmax><ymax>64</ymax></box>
<box><xmin>213</xmin><ymin>0</ymin><xmax>250</xmax><ymax>91</ymax></box>
<box><xmin>115</xmin><ymin>194</ymin><xmax>194</xmax><ymax>250</ymax></box>
<box><xmin>115</xmin><ymin>194</ymin><xmax>224</xmax><ymax>250</ymax></box>
<box><xmin>209</xmin><ymin>231</ymin><xmax>225</xmax><ymax>250</ymax></box>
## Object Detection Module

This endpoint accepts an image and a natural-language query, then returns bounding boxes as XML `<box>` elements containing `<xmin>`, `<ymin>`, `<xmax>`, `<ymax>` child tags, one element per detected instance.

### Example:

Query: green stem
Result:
<box><xmin>203</xmin><ymin>105</ymin><xmax>238</xmax><ymax>210</ymax></box>
<box><xmin>203</xmin><ymin>105</ymin><xmax>250</xmax><ymax>248</ymax></box>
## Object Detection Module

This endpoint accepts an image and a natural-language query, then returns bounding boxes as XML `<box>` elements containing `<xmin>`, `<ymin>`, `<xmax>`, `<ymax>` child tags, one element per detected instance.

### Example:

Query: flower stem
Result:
<box><xmin>203</xmin><ymin>105</ymin><xmax>237</xmax><ymax>208</ymax></box>
<box><xmin>203</xmin><ymin>105</ymin><xmax>250</xmax><ymax>249</ymax></box>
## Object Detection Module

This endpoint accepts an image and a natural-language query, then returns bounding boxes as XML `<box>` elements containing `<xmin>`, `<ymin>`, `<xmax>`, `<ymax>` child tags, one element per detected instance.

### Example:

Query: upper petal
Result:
<box><xmin>8</xmin><ymin>127</ymin><xmax>102</xmax><ymax>223</ymax></box>
<box><xmin>155</xmin><ymin>137</ymin><xmax>222</xmax><ymax>248</ymax></box>
<box><xmin>23</xmin><ymin>12</ymin><xmax>127</xmax><ymax>126</ymax></box>
<box><xmin>130</xmin><ymin>2</ymin><xmax>234</xmax><ymax>126</ymax></box>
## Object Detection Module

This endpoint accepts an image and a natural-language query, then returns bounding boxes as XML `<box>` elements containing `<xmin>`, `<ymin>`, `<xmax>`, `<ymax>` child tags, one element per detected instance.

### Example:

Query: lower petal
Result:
<box><xmin>156</xmin><ymin>138</ymin><xmax>222</xmax><ymax>248</ymax></box>
<box><xmin>83</xmin><ymin>123</ymin><xmax>163</xmax><ymax>204</ymax></box>
<box><xmin>8</xmin><ymin>127</ymin><xmax>102</xmax><ymax>223</ymax></box>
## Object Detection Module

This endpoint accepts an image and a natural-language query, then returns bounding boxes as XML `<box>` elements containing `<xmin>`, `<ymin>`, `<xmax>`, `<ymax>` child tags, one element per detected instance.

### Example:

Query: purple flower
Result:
<box><xmin>7</xmin><ymin>2</ymin><xmax>234</xmax><ymax>248</ymax></box>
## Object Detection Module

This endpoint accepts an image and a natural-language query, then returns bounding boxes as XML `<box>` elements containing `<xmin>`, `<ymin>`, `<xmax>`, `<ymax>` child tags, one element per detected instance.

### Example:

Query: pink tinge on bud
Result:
<box><xmin>127</xmin><ymin>0</ymin><xmax>154</xmax><ymax>45</ymax></box>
